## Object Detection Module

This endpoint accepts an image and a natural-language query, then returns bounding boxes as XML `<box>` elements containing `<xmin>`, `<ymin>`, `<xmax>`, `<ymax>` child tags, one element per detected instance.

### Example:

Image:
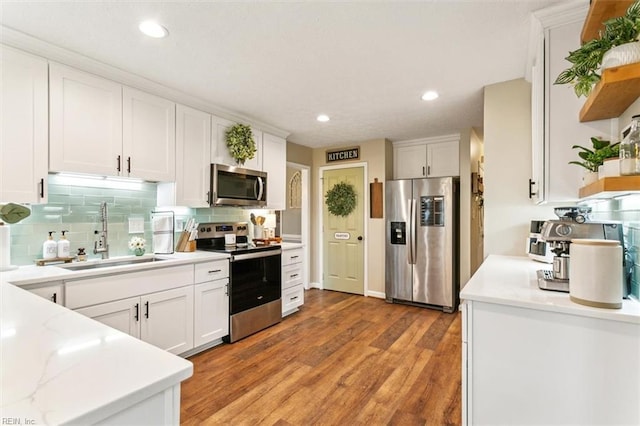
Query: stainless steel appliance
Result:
<box><xmin>209</xmin><ymin>164</ymin><xmax>267</xmax><ymax>207</ymax></box>
<box><xmin>536</xmin><ymin>207</ymin><xmax>626</xmax><ymax>294</ymax></box>
<box><xmin>526</xmin><ymin>220</ymin><xmax>554</xmax><ymax>263</ymax></box>
<box><xmin>196</xmin><ymin>222</ymin><xmax>281</xmax><ymax>342</ymax></box>
<box><xmin>385</xmin><ymin>177</ymin><xmax>460</xmax><ymax>313</ymax></box>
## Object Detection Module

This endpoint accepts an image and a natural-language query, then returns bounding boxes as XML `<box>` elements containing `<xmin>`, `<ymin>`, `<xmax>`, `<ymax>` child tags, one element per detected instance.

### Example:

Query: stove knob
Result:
<box><xmin>200</xmin><ymin>227</ymin><xmax>205</xmax><ymax>232</ymax></box>
<box><xmin>206</xmin><ymin>227</ymin><xmax>212</xmax><ymax>232</ymax></box>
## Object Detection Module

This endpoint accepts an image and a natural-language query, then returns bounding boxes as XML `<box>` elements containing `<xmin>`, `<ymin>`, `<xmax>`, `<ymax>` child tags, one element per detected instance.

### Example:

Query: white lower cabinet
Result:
<box><xmin>281</xmin><ymin>247</ymin><xmax>304</xmax><ymax>317</ymax></box>
<box><xmin>26</xmin><ymin>282</ymin><xmax>64</xmax><ymax>305</ymax></box>
<box><xmin>193</xmin><ymin>279</ymin><xmax>229</xmax><ymax>347</ymax></box>
<box><xmin>75</xmin><ymin>286</ymin><xmax>194</xmax><ymax>355</ymax></box>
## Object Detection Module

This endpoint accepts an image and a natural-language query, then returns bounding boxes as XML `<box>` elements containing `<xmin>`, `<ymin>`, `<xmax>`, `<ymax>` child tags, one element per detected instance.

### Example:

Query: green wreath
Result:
<box><xmin>325</xmin><ymin>182</ymin><xmax>357</xmax><ymax>217</ymax></box>
<box><xmin>225</xmin><ymin>124</ymin><xmax>256</xmax><ymax>166</ymax></box>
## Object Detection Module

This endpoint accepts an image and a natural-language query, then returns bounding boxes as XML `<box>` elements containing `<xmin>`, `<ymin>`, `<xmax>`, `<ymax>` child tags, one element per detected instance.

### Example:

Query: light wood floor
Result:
<box><xmin>181</xmin><ymin>289</ymin><xmax>462</xmax><ymax>425</ymax></box>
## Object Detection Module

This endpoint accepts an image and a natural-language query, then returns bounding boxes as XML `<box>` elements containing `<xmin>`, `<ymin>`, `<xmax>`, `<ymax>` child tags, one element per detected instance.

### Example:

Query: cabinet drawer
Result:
<box><xmin>282</xmin><ymin>263</ymin><xmax>303</xmax><ymax>289</ymax></box>
<box><xmin>282</xmin><ymin>284</ymin><xmax>304</xmax><ymax>315</ymax></box>
<box><xmin>194</xmin><ymin>259</ymin><xmax>229</xmax><ymax>284</ymax></box>
<box><xmin>65</xmin><ymin>264</ymin><xmax>193</xmax><ymax>309</ymax></box>
<box><xmin>282</xmin><ymin>248</ymin><xmax>303</xmax><ymax>266</ymax></box>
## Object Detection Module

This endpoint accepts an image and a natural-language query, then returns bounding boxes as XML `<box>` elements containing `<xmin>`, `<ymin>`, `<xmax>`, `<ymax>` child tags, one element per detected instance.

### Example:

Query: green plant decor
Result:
<box><xmin>325</xmin><ymin>182</ymin><xmax>357</xmax><ymax>217</ymax></box>
<box><xmin>554</xmin><ymin>0</ymin><xmax>640</xmax><ymax>97</ymax></box>
<box><xmin>569</xmin><ymin>137</ymin><xmax>620</xmax><ymax>173</ymax></box>
<box><xmin>225</xmin><ymin>124</ymin><xmax>256</xmax><ymax>166</ymax></box>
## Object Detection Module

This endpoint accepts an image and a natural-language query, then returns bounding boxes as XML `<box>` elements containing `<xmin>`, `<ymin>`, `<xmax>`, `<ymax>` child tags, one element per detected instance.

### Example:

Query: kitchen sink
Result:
<box><xmin>60</xmin><ymin>256</ymin><xmax>166</xmax><ymax>271</ymax></box>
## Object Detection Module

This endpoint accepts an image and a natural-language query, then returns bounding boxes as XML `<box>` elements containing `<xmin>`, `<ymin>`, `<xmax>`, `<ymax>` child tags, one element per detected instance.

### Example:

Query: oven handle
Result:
<box><xmin>232</xmin><ymin>249</ymin><xmax>282</xmax><ymax>262</ymax></box>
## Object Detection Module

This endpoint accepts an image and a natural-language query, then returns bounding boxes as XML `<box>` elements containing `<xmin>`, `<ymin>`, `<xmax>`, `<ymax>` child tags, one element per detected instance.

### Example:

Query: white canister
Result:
<box><xmin>224</xmin><ymin>233</ymin><xmax>236</xmax><ymax>246</ymax></box>
<box><xmin>569</xmin><ymin>239</ymin><xmax>623</xmax><ymax>309</ymax></box>
<box><xmin>254</xmin><ymin>225</ymin><xmax>264</xmax><ymax>240</ymax></box>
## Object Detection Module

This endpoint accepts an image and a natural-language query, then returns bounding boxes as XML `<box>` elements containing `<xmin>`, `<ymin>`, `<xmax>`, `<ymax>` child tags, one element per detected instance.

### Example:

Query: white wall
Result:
<box><xmin>483</xmin><ymin>79</ymin><xmax>556</xmax><ymax>257</ymax></box>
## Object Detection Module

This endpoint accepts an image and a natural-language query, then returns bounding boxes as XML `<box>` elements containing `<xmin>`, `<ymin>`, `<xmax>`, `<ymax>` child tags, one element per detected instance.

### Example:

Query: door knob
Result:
<box><xmin>357</xmin><ymin>236</ymin><xmax>363</xmax><ymax>241</ymax></box>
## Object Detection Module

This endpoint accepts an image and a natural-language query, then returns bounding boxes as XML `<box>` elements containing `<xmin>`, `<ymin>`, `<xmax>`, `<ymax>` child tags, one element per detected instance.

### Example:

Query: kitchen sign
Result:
<box><xmin>326</xmin><ymin>147</ymin><xmax>360</xmax><ymax>163</ymax></box>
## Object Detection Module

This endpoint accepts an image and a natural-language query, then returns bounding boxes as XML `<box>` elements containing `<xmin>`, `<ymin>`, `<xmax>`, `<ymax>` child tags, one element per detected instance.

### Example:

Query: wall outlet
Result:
<box><xmin>175</xmin><ymin>219</ymin><xmax>185</xmax><ymax>232</ymax></box>
<box><xmin>128</xmin><ymin>217</ymin><xmax>145</xmax><ymax>234</ymax></box>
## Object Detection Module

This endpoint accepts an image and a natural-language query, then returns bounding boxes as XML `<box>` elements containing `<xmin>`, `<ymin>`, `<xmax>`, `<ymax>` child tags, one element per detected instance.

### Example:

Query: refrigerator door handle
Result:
<box><xmin>409</xmin><ymin>198</ymin><xmax>417</xmax><ymax>265</ymax></box>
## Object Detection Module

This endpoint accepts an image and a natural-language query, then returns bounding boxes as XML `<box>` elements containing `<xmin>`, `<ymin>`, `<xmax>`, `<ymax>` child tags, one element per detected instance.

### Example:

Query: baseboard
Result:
<box><xmin>367</xmin><ymin>290</ymin><xmax>386</xmax><ymax>299</ymax></box>
<box><xmin>309</xmin><ymin>281</ymin><xmax>322</xmax><ymax>289</ymax></box>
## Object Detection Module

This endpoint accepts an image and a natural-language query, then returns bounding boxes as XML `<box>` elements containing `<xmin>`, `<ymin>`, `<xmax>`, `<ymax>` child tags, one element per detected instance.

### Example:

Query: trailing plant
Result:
<box><xmin>325</xmin><ymin>182</ymin><xmax>357</xmax><ymax>217</ymax></box>
<box><xmin>569</xmin><ymin>136</ymin><xmax>620</xmax><ymax>172</ymax></box>
<box><xmin>554</xmin><ymin>0</ymin><xmax>640</xmax><ymax>97</ymax></box>
<box><xmin>225</xmin><ymin>123</ymin><xmax>256</xmax><ymax>165</ymax></box>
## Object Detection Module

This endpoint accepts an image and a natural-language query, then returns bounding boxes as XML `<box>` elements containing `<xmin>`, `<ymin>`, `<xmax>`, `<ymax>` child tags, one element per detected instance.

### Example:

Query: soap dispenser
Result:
<box><xmin>58</xmin><ymin>230</ymin><xmax>70</xmax><ymax>258</ymax></box>
<box><xmin>43</xmin><ymin>231</ymin><xmax>57</xmax><ymax>259</ymax></box>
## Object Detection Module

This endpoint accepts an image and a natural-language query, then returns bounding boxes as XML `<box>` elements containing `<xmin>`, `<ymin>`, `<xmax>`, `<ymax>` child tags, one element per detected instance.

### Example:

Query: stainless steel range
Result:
<box><xmin>196</xmin><ymin>222</ymin><xmax>281</xmax><ymax>343</ymax></box>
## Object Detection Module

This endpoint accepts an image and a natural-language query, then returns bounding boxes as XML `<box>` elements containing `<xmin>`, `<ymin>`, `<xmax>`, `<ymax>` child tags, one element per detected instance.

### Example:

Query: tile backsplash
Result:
<box><xmin>583</xmin><ymin>194</ymin><xmax>640</xmax><ymax>299</ymax></box>
<box><xmin>6</xmin><ymin>175</ymin><xmax>256</xmax><ymax>265</ymax></box>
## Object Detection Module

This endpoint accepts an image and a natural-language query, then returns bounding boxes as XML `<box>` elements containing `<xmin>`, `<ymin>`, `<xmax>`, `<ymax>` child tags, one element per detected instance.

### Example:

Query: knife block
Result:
<box><xmin>176</xmin><ymin>232</ymin><xmax>196</xmax><ymax>252</ymax></box>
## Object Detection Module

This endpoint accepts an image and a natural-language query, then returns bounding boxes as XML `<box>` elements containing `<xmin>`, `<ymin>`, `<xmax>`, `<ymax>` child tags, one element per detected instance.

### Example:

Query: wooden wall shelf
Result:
<box><xmin>581</xmin><ymin>0</ymin><xmax>634</xmax><ymax>44</ymax></box>
<box><xmin>579</xmin><ymin>175</ymin><xmax>640</xmax><ymax>199</ymax></box>
<box><xmin>579</xmin><ymin>62</ymin><xmax>640</xmax><ymax>122</ymax></box>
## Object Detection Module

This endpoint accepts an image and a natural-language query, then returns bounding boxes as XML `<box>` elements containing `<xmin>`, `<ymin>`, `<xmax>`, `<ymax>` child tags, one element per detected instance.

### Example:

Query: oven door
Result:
<box><xmin>230</xmin><ymin>250</ymin><xmax>281</xmax><ymax>315</ymax></box>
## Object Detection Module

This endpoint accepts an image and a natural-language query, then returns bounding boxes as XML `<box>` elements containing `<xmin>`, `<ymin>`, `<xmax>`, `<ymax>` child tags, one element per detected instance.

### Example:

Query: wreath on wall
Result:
<box><xmin>225</xmin><ymin>124</ymin><xmax>256</xmax><ymax>166</ymax></box>
<box><xmin>325</xmin><ymin>181</ymin><xmax>357</xmax><ymax>217</ymax></box>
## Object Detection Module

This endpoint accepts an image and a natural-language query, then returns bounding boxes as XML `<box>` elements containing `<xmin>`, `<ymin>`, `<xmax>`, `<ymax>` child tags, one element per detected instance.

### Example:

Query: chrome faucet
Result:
<box><xmin>94</xmin><ymin>201</ymin><xmax>109</xmax><ymax>259</ymax></box>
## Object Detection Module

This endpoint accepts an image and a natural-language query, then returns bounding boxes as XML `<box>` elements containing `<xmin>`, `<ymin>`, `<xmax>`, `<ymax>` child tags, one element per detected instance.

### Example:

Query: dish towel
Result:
<box><xmin>152</xmin><ymin>215</ymin><xmax>174</xmax><ymax>254</ymax></box>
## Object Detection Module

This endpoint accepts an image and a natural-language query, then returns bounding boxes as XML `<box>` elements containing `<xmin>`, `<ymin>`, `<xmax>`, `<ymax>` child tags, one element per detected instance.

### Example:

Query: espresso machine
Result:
<box><xmin>536</xmin><ymin>207</ymin><xmax>627</xmax><ymax>293</ymax></box>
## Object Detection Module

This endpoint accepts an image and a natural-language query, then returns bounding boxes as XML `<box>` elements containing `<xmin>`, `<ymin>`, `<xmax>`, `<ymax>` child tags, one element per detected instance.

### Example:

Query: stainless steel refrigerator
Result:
<box><xmin>385</xmin><ymin>177</ymin><xmax>459</xmax><ymax>313</ymax></box>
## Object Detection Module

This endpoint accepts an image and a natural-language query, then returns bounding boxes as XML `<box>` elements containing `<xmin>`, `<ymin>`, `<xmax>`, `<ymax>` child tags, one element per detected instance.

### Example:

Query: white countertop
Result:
<box><xmin>0</xmin><ymin>250</ymin><xmax>229</xmax><ymax>424</ymax></box>
<box><xmin>461</xmin><ymin>255</ymin><xmax>640</xmax><ymax>324</ymax></box>
<box><xmin>280</xmin><ymin>242</ymin><xmax>304</xmax><ymax>250</ymax></box>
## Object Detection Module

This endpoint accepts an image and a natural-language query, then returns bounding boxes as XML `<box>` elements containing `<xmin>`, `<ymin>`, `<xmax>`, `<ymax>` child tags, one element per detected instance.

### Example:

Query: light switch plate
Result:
<box><xmin>128</xmin><ymin>217</ymin><xmax>145</xmax><ymax>234</ymax></box>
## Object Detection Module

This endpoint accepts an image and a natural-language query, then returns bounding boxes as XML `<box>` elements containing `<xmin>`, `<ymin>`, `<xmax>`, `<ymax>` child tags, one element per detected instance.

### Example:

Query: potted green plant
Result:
<box><xmin>569</xmin><ymin>136</ymin><xmax>620</xmax><ymax>184</ymax></box>
<box><xmin>225</xmin><ymin>123</ymin><xmax>256</xmax><ymax>166</ymax></box>
<box><xmin>554</xmin><ymin>0</ymin><xmax>640</xmax><ymax>97</ymax></box>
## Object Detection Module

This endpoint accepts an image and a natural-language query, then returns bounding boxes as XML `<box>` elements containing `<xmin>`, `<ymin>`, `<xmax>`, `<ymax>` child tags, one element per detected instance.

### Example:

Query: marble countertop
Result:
<box><xmin>461</xmin><ymin>255</ymin><xmax>640</xmax><ymax>324</ymax></box>
<box><xmin>5</xmin><ymin>250</ymin><xmax>230</xmax><ymax>287</ymax></box>
<box><xmin>0</xmin><ymin>250</ymin><xmax>231</xmax><ymax>424</ymax></box>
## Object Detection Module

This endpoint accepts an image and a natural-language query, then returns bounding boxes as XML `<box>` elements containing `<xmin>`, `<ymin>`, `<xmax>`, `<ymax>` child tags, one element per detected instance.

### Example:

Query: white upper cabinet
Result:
<box><xmin>530</xmin><ymin>6</ymin><xmax>612</xmax><ymax>203</ymax></box>
<box><xmin>262</xmin><ymin>133</ymin><xmax>286</xmax><ymax>210</ymax></box>
<box><xmin>122</xmin><ymin>87</ymin><xmax>176</xmax><ymax>181</ymax></box>
<box><xmin>393</xmin><ymin>135</ymin><xmax>460</xmax><ymax>179</ymax></box>
<box><xmin>211</xmin><ymin>115</ymin><xmax>261</xmax><ymax>171</ymax></box>
<box><xmin>168</xmin><ymin>104</ymin><xmax>211</xmax><ymax>207</ymax></box>
<box><xmin>0</xmin><ymin>45</ymin><xmax>48</xmax><ymax>204</ymax></box>
<box><xmin>49</xmin><ymin>62</ymin><xmax>123</xmax><ymax>177</ymax></box>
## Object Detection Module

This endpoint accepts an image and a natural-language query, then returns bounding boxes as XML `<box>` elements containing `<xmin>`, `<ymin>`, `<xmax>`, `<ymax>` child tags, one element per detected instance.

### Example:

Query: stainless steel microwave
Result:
<box><xmin>210</xmin><ymin>164</ymin><xmax>267</xmax><ymax>207</ymax></box>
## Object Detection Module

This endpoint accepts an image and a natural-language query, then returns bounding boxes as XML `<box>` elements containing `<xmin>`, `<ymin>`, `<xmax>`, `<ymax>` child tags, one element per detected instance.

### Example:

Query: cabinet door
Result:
<box><xmin>75</xmin><ymin>297</ymin><xmax>141</xmax><ymax>338</ymax></box>
<box><xmin>49</xmin><ymin>63</ymin><xmax>122</xmax><ymax>176</ymax></box>
<box><xmin>194</xmin><ymin>279</ymin><xmax>229</xmax><ymax>347</ymax></box>
<box><xmin>122</xmin><ymin>87</ymin><xmax>176</xmax><ymax>181</ymax></box>
<box><xmin>175</xmin><ymin>104</ymin><xmax>211</xmax><ymax>207</ymax></box>
<box><xmin>211</xmin><ymin>116</ymin><xmax>261</xmax><ymax>170</ymax></box>
<box><xmin>28</xmin><ymin>282</ymin><xmax>64</xmax><ymax>305</ymax></box>
<box><xmin>427</xmin><ymin>141</ymin><xmax>459</xmax><ymax>177</ymax></box>
<box><xmin>0</xmin><ymin>46</ymin><xmax>48</xmax><ymax>204</ymax></box>
<box><xmin>544</xmin><ymin>21</ymin><xmax>611</xmax><ymax>201</ymax></box>
<box><xmin>262</xmin><ymin>133</ymin><xmax>286</xmax><ymax>210</ymax></box>
<box><xmin>394</xmin><ymin>145</ymin><xmax>427</xmax><ymax>179</ymax></box>
<box><xmin>141</xmin><ymin>286</ymin><xmax>194</xmax><ymax>355</ymax></box>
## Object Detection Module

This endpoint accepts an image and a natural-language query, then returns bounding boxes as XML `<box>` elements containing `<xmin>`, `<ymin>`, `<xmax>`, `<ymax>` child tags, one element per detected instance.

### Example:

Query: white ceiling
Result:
<box><xmin>0</xmin><ymin>0</ymin><xmax>565</xmax><ymax>148</ymax></box>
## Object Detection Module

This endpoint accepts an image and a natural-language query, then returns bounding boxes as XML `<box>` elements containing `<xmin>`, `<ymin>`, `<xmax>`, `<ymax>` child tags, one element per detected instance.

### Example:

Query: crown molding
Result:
<box><xmin>0</xmin><ymin>25</ymin><xmax>290</xmax><ymax>139</ymax></box>
<box><xmin>532</xmin><ymin>0</ymin><xmax>588</xmax><ymax>29</ymax></box>
<box><xmin>392</xmin><ymin>133</ymin><xmax>461</xmax><ymax>147</ymax></box>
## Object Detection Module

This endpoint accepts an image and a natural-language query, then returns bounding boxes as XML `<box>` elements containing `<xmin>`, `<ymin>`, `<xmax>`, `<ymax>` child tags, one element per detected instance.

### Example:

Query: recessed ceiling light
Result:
<box><xmin>421</xmin><ymin>91</ymin><xmax>439</xmax><ymax>101</ymax></box>
<box><xmin>139</xmin><ymin>20</ymin><xmax>169</xmax><ymax>38</ymax></box>
<box><xmin>317</xmin><ymin>114</ymin><xmax>330</xmax><ymax>122</ymax></box>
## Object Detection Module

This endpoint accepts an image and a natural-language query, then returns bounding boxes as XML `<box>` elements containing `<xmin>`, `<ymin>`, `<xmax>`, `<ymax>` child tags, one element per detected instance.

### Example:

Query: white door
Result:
<box><xmin>193</xmin><ymin>279</ymin><xmax>229</xmax><ymax>347</ymax></box>
<box><xmin>394</xmin><ymin>144</ymin><xmax>427</xmax><ymax>179</ymax></box>
<box><xmin>75</xmin><ymin>297</ymin><xmax>141</xmax><ymax>338</ymax></box>
<box><xmin>122</xmin><ymin>86</ymin><xmax>176</xmax><ymax>181</ymax></box>
<box><xmin>141</xmin><ymin>287</ymin><xmax>194</xmax><ymax>355</ymax></box>
<box><xmin>322</xmin><ymin>167</ymin><xmax>365</xmax><ymax>295</ymax></box>
<box><xmin>49</xmin><ymin>63</ymin><xmax>122</xmax><ymax>176</ymax></box>
<box><xmin>427</xmin><ymin>141</ymin><xmax>459</xmax><ymax>177</ymax></box>
<box><xmin>0</xmin><ymin>46</ymin><xmax>48</xmax><ymax>204</ymax></box>
<box><xmin>175</xmin><ymin>104</ymin><xmax>211</xmax><ymax>207</ymax></box>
